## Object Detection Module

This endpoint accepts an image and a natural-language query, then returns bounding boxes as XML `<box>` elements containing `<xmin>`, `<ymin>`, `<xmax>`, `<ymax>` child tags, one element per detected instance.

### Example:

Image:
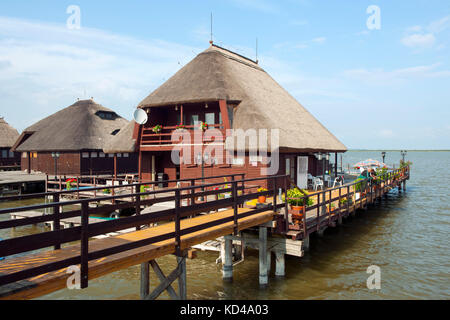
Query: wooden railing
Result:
<box><xmin>0</xmin><ymin>173</ymin><xmax>288</xmax><ymax>289</ymax></box>
<box><xmin>286</xmin><ymin>166</ymin><xmax>410</xmax><ymax>238</ymax></box>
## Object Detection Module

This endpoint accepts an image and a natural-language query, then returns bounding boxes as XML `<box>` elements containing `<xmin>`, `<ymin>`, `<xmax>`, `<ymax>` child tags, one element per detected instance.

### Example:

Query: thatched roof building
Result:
<box><xmin>138</xmin><ymin>44</ymin><xmax>347</xmax><ymax>153</ymax></box>
<box><xmin>13</xmin><ymin>99</ymin><xmax>129</xmax><ymax>152</ymax></box>
<box><xmin>0</xmin><ymin>117</ymin><xmax>20</xmax><ymax>148</ymax></box>
<box><xmin>103</xmin><ymin>120</ymin><xmax>137</xmax><ymax>154</ymax></box>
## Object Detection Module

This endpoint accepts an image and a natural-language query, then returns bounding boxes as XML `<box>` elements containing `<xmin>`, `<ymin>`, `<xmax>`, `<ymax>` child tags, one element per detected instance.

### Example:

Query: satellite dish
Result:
<box><xmin>133</xmin><ymin>108</ymin><xmax>148</xmax><ymax>125</ymax></box>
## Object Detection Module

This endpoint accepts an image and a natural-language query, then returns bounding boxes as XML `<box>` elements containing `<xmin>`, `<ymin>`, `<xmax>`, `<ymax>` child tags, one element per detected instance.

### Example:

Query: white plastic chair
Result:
<box><xmin>332</xmin><ymin>176</ymin><xmax>343</xmax><ymax>188</ymax></box>
<box><xmin>313</xmin><ymin>177</ymin><xmax>324</xmax><ymax>191</ymax></box>
<box><xmin>307</xmin><ymin>174</ymin><xmax>314</xmax><ymax>189</ymax></box>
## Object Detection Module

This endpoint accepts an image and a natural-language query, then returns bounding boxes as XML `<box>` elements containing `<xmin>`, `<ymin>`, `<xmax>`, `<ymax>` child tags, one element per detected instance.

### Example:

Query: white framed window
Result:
<box><xmin>123</xmin><ymin>153</ymin><xmax>129</xmax><ymax>158</ymax></box>
<box><xmin>231</xmin><ymin>157</ymin><xmax>245</xmax><ymax>166</ymax></box>
<box><xmin>99</xmin><ymin>152</ymin><xmax>105</xmax><ymax>158</ymax></box>
<box><xmin>82</xmin><ymin>152</ymin><xmax>89</xmax><ymax>158</ymax></box>
<box><xmin>205</xmin><ymin>112</ymin><xmax>215</xmax><ymax>125</ymax></box>
<box><xmin>91</xmin><ymin>152</ymin><xmax>98</xmax><ymax>158</ymax></box>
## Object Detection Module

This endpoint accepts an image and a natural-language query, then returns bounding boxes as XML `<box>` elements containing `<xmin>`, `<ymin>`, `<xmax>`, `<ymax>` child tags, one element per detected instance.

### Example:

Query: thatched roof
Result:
<box><xmin>0</xmin><ymin>117</ymin><xmax>20</xmax><ymax>148</ymax></box>
<box><xmin>139</xmin><ymin>44</ymin><xmax>347</xmax><ymax>153</ymax></box>
<box><xmin>14</xmin><ymin>99</ymin><xmax>129</xmax><ymax>152</ymax></box>
<box><xmin>103</xmin><ymin>120</ymin><xmax>137</xmax><ymax>153</ymax></box>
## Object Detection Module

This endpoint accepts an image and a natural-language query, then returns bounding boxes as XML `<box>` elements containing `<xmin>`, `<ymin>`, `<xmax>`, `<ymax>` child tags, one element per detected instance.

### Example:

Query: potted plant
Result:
<box><xmin>257</xmin><ymin>188</ymin><xmax>268</xmax><ymax>203</ymax></box>
<box><xmin>65</xmin><ymin>178</ymin><xmax>76</xmax><ymax>190</ymax></box>
<box><xmin>102</xmin><ymin>188</ymin><xmax>111</xmax><ymax>194</ymax></box>
<box><xmin>152</xmin><ymin>124</ymin><xmax>162</xmax><ymax>133</ymax></box>
<box><xmin>175</xmin><ymin>123</ymin><xmax>186</xmax><ymax>131</ymax></box>
<box><xmin>199</xmin><ymin>121</ymin><xmax>208</xmax><ymax>131</ymax></box>
<box><xmin>327</xmin><ymin>202</ymin><xmax>336</xmax><ymax>213</ymax></box>
<box><xmin>354</xmin><ymin>178</ymin><xmax>364</xmax><ymax>200</ymax></box>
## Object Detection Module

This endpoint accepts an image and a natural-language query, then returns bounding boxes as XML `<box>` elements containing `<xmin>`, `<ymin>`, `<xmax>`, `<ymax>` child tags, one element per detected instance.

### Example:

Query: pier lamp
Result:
<box><xmin>51</xmin><ymin>152</ymin><xmax>60</xmax><ymax>179</ymax></box>
<box><xmin>381</xmin><ymin>152</ymin><xmax>386</xmax><ymax>164</ymax></box>
<box><xmin>401</xmin><ymin>150</ymin><xmax>407</xmax><ymax>163</ymax></box>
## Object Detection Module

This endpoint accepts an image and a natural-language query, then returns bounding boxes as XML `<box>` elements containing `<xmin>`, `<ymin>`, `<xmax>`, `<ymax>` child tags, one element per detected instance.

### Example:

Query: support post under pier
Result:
<box><xmin>274</xmin><ymin>251</ymin><xmax>285</xmax><ymax>277</ymax></box>
<box><xmin>259</xmin><ymin>226</ymin><xmax>268</xmax><ymax>286</ymax></box>
<box><xmin>222</xmin><ymin>237</ymin><xmax>233</xmax><ymax>281</ymax></box>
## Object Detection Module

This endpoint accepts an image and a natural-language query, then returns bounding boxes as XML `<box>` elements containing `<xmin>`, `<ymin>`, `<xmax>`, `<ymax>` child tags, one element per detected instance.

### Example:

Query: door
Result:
<box><xmin>297</xmin><ymin>156</ymin><xmax>308</xmax><ymax>189</ymax></box>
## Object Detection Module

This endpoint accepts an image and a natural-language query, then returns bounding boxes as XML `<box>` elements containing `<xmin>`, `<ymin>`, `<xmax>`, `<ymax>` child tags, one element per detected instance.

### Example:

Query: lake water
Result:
<box><xmin>1</xmin><ymin>151</ymin><xmax>449</xmax><ymax>299</ymax></box>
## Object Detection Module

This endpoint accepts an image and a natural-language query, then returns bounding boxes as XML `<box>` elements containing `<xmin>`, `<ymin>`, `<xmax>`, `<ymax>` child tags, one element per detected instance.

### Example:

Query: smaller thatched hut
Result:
<box><xmin>103</xmin><ymin>120</ymin><xmax>139</xmax><ymax>177</ymax></box>
<box><xmin>12</xmin><ymin>99</ymin><xmax>136</xmax><ymax>176</ymax></box>
<box><xmin>0</xmin><ymin>117</ymin><xmax>21</xmax><ymax>169</ymax></box>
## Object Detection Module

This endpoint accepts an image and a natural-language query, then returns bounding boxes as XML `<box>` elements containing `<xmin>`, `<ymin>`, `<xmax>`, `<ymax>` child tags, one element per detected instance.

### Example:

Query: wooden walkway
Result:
<box><xmin>0</xmin><ymin>168</ymin><xmax>410</xmax><ymax>300</ymax></box>
<box><xmin>0</xmin><ymin>207</ymin><xmax>274</xmax><ymax>300</ymax></box>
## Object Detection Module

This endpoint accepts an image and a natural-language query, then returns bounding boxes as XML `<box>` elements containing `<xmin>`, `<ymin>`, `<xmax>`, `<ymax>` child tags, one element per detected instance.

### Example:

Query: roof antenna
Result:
<box><xmin>209</xmin><ymin>12</ymin><xmax>213</xmax><ymax>45</ymax></box>
<box><xmin>256</xmin><ymin>38</ymin><xmax>259</xmax><ymax>64</ymax></box>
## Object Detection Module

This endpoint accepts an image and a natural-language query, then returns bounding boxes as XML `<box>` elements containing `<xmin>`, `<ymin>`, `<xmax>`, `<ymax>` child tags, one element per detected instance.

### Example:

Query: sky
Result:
<box><xmin>0</xmin><ymin>0</ymin><xmax>449</xmax><ymax>150</ymax></box>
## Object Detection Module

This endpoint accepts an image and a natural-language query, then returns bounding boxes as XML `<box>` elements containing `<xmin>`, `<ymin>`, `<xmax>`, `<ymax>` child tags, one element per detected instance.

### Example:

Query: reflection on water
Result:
<box><xmin>2</xmin><ymin>151</ymin><xmax>450</xmax><ymax>299</ymax></box>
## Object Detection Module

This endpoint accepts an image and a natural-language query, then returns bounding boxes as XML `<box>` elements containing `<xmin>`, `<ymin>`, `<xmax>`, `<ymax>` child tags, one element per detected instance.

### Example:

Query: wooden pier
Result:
<box><xmin>0</xmin><ymin>166</ymin><xmax>410</xmax><ymax>300</ymax></box>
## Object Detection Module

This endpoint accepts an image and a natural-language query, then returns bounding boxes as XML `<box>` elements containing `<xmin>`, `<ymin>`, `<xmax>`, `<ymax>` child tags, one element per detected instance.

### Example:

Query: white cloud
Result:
<box><xmin>312</xmin><ymin>37</ymin><xmax>326</xmax><ymax>44</ymax></box>
<box><xmin>228</xmin><ymin>0</ymin><xmax>279</xmax><ymax>13</ymax></box>
<box><xmin>0</xmin><ymin>16</ymin><xmax>199</xmax><ymax>130</ymax></box>
<box><xmin>401</xmin><ymin>15</ymin><xmax>450</xmax><ymax>50</ymax></box>
<box><xmin>401</xmin><ymin>33</ymin><xmax>435</xmax><ymax>48</ymax></box>
<box><xmin>379</xmin><ymin>129</ymin><xmax>394</xmax><ymax>138</ymax></box>
<box><xmin>343</xmin><ymin>63</ymin><xmax>450</xmax><ymax>85</ymax></box>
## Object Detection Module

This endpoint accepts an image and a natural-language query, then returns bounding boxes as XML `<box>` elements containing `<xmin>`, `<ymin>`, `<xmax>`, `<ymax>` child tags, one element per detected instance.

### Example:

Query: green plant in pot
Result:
<box><xmin>257</xmin><ymin>187</ymin><xmax>268</xmax><ymax>203</ymax></box>
<box><xmin>152</xmin><ymin>124</ymin><xmax>162</xmax><ymax>133</ymax></box>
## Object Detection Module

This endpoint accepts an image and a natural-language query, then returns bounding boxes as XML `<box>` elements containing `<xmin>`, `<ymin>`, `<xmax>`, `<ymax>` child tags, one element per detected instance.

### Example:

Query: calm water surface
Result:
<box><xmin>1</xmin><ymin>151</ymin><xmax>449</xmax><ymax>299</ymax></box>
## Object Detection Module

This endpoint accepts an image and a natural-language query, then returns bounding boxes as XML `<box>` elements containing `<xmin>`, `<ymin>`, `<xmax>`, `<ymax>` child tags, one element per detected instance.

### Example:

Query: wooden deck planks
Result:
<box><xmin>0</xmin><ymin>207</ymin><xmax>274</xmax><ymax>300</ymax></box>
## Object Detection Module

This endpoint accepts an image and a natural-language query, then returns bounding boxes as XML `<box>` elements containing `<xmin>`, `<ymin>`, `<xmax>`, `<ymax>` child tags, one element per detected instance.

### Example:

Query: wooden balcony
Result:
<box><xmin>140</xmin><ymin>124</ymin><xmax>226</xmax><ymax>149</ymax></box>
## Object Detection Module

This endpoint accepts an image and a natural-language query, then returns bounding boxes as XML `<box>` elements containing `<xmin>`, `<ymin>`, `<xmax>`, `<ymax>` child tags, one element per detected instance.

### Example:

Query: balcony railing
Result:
<box><xmin>141</xmin><ymin>124</ymin><xmax>226</xmax><ymax>146</ymax></box>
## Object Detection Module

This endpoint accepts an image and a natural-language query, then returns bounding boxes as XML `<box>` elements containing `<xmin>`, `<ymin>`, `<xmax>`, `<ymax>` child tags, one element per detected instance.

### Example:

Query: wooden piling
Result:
<box><xmin>140</xmin><ymin>261</ymin><xmax>150</xmax><ymax>299</ymax></box>
<box><xmin>274</xmin><ymin>251</ymin><xmax>285</xmax><ymax>277</ymax></box>
<box><xmin>222</xmin><ymin>237</ymin><xmax>233</xmax><ymax>281</ymax></box>
<box><xmin>259</xmin><ymin>226</ymin><xmax>268</xmax><ymax>286</ymax></box>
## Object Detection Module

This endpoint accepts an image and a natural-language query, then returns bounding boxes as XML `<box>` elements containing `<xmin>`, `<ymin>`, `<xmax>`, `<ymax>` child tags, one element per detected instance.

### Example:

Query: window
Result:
<box><xmin>96</xmin><ymin>111</ymin><xmax>116</xmax><ymax>120</ymax></box>
<box><xmin>91</xmin><ymin>152</ymin><xmax>98</xmax><ymax>158</ymax></box>
<box><xmin>99</xmin><ymin>152</ymin><xmax>105</xmax><ymax>158</ymax></box>
<box><xmin>82</xmin><ymin>152</ymin><xmax>89</xmax><ymax>158</ymax></box>
<box><xmin>111</xmin><ymin>129</ymin><xmax>120</xmax><ymax>136</ymax></box>
<box><xmin>117</xmin><ymin>153</ymin><xmax>122</xmax><ymax>158</ymax></box>
<box><xmin>231</xmin><ymin>157</ymin><xmax>245</xmax><ymax>166</ymax></box>
<box><xmin>1</xmin><ymin>150</ymin><xmax>6</xmax><ymax>158</ymax></box>
<box><xmin>190</xmin><ymin>114</ymin><xmax>199</xmax><ymax>129</ymax></box>
<box><xmin>227</xmin><ymin>106</ymin><xmax>234</xmax><ymax>128</ymax></box>
<box><xmin>33</xmin><ymin>152</ymin><xmax>37</xmax><ymax>158</ymax></box>
<box><xmin>286</xmin><ymin>158</ymin><xmax>291</xmax><ymax>176</ymax></box>
<box><xmin>205</xmin><ymin>112</ymin><xmax>215</xmax><ymax>125</ymax></box>
<box><xmin>108</xmin><ymin>153</ymin><xmax>114</xmax><ymax>158</ymax></box>
<box><xmin>9</xmin><ymin>151</ymin><xmax>14</xmax><ymax>158</ymax></box>
<box><xmin>22</xmin><ymin>152</ymin><xmax>27</xmax><ymax>158</ymax></box>
<box><xmin>123</xmin><ymin>153</ymin><xmax>129</xmax><ymax>158</ymax></box>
